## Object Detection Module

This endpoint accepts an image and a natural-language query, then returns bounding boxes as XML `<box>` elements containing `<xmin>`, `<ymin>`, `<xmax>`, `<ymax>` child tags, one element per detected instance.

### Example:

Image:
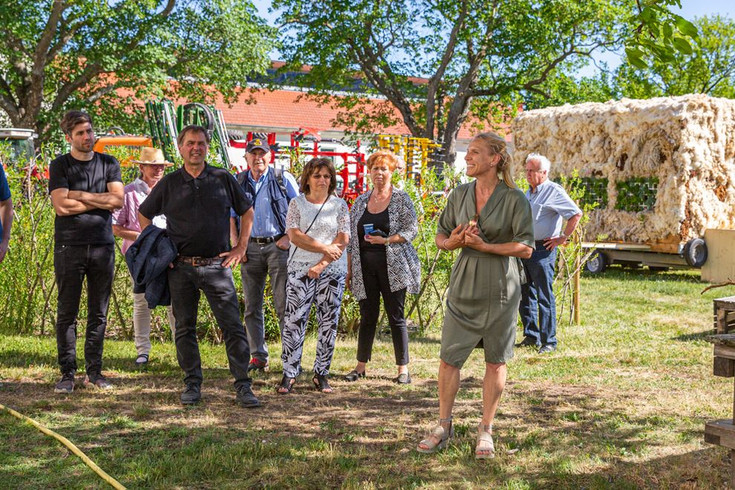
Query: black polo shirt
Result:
<box><xmin>48</xmin><ymin>152</ymin><xmax>122</xmax><ymax>245</ymax></box>
<box><xmin>139</xmin><ymin>164</ymin><xmax>252</xmax><ymax>257</ymax></box>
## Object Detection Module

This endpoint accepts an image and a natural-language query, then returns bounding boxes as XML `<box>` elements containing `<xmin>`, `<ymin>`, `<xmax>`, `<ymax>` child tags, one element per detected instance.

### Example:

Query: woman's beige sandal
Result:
<box><xmin>417</xmin><ymin>417</ymin><xmax>453</xmax><ymax>453</ymax></box>
<box><xmin>475</xmin><ymin>423</ymin><xmax>495</xmax><ymax>459</ymax></box>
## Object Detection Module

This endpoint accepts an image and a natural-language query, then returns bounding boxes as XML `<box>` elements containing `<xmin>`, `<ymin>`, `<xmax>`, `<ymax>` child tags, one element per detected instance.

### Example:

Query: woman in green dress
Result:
<box><xmin>417</xmin><ymin>132</ymin><xmax>534</xmax><ymax>459</ymax></box>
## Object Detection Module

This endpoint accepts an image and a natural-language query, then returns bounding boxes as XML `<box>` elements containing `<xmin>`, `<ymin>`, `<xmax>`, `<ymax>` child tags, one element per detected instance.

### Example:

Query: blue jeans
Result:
<box><xmin>241</xmin><ymin>241</ymin><xmax>288</xmax><ymax>363</ymax></box>
<box><xmin>168</xmin><ymin>262</ymin><xmax>251</xmax><ymax>389</ymax></box>
<box><xmin>519</xmin><ymin>243</ymin><xmax>558</xmax><ymax>347</ymax></box>
<box><xmin>54</xmin><ymin>244</ymin><xmax>115</xmax><ymax>376</ymax></box>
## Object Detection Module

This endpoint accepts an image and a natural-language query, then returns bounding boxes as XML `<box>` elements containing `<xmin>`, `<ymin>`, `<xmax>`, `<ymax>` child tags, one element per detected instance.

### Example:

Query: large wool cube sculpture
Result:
<box><xmin>511</xmin><ymin>94</ymin><xmax>735</xmax><ymax>253</ymax></box>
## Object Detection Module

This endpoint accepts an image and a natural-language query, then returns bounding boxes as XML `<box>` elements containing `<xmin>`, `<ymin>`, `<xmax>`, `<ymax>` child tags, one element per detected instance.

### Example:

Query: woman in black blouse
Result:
<box><xmin>345</xmin><ymin>150</ymin><xmax>421</xmax><ymax>384</ymax></box>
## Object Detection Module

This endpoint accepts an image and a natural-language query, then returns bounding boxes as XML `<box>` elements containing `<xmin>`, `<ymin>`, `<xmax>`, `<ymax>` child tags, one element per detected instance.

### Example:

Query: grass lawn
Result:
<box><xmin>0</xmin><ymin>267</ymin><xmax>732</xmax><ymax>489</ymax></box>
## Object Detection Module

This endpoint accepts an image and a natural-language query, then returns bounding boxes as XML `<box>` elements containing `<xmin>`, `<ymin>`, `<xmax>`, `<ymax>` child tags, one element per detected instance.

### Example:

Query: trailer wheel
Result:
<box><xmin>683</xmin><ymin>238</ymin><xmax>708</xmax><ymax>268</ymax></box>
<box><xmin>585</xmin><ymin>250</ymin><xmax>607</xmax><ymax>274</ymax></box>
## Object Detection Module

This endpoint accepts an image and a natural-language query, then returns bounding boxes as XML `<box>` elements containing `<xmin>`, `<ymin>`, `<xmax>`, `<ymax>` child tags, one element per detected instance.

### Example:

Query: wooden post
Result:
<box><xmin>706</xmin><ymin>335</ymin><xmax>735</xmax><ymax>488</ymax></box>
<box><xmin>573</xmin><ymin>235</ymin><xmax>581</xmax><ymax>325</ymax></box>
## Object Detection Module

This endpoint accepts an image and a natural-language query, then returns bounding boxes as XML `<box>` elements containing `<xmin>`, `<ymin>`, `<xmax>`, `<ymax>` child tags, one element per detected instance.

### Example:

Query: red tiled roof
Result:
<box><xmin>215</xmin><ymin>88</ymin><xmax>411</xmax><ymax>135</ymax></box>
<box><xmin>213</xmin><ymin>87</ymin><xmax>508</xmax><ymax>141</ymax></box>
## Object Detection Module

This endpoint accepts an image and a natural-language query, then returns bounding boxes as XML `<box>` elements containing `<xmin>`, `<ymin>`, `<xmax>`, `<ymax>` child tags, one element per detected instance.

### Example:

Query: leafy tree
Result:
<box><xmin>0</xmin><ymin>0</ymin><xmax>275</xmax><ymax>142</ymax></box>
<box><xmin>614</xmin><ymin>15</ymin><xmax>735</xmax><ymax>98</ymax></box>
<box><xmin>272</xmin><ymin>0</ymin><xmax>696</xmax><ymax>165</ymax></box>
<box><xmin>623</xmin><ymin>0</ymin><xmax>698</xmax><ymax>70</ymax></box>
<box><xmin>520</xmin><ymin>72</ymin><xmax>617</xmax><ymax>110</ymax></box>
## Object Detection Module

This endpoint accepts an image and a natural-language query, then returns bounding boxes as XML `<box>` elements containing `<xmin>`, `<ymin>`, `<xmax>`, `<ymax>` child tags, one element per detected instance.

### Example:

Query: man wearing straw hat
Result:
<box><xmin>112</xmin><ymin>147</ymin><xmax>176</xmax><ymax>367</ymax></box>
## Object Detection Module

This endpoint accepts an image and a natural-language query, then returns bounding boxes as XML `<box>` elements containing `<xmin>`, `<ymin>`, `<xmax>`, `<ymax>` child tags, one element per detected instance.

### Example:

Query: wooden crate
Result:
<box><xmin>715</xmin><ymin>296</ymin><xmax>735</xmax><ymax>334</ymax></box>
<box><xmin>706</xmin><ymin>420</ymin><xmax>735</xmax><ymax>450</ymax></box>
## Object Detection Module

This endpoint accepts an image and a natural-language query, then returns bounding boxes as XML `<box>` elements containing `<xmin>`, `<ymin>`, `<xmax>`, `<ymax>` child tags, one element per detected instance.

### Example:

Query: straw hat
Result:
<box><xmin>133</xmin><ymin>147</ymin><xmax>173</xmax><ymax>166</ymax></box>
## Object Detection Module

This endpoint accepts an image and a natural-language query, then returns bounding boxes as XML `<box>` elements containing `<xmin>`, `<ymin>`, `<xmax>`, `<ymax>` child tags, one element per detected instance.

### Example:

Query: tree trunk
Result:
<box><xmin>440</xmin><ymin>92</ymin><xmax>473</xmax><ymax>168</ymax></box>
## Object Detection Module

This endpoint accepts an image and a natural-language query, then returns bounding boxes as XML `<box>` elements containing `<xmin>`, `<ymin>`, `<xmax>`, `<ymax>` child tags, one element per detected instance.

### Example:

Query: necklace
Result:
<box><xmin>371</xmin><ymin>187</ymin><xmax>391</xmax><ymax>201</ymax></box>
<box><xmin>368</xmin><ymin>188</ymin><xmax>391</xmax><ymax>213</ymax></box>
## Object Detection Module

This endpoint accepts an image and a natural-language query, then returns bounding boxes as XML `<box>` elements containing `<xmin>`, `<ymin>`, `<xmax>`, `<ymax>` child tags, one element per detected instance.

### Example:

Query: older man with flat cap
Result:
<box><xmin>231</xmin><ymin>137</ymin><xmax>299</xmax><ymax>373</ymax></box>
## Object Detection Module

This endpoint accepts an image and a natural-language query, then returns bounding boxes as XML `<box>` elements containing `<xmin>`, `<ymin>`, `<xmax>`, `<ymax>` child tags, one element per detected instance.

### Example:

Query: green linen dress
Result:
<box><xmin>437</xmin><ymin>181</ymin><xmax>534</xmax><ymax>366</ymax></box>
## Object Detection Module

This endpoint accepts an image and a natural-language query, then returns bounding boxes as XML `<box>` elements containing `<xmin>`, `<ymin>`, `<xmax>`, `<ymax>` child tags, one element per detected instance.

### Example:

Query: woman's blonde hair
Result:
<box><xmin>366</xmin><ymin>150</ymin><xmax>399</xmax><ymax>171</ymax></box>
<box><xmin>472</xmin><ymin>132</ymin><xmax>516</xmax><ymax>188</ymax></box>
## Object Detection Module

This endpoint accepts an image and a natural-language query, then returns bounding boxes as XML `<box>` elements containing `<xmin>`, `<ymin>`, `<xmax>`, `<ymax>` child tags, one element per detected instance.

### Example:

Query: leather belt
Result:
<box><xmin>250</xmin><ymin>234</ymin><xmax>284</xmax><ymax>245</ymax></box>
<box><xmin>176</xmin><ymin>256</ymin><xmax>223</xmax><ymax>267</ymax></box>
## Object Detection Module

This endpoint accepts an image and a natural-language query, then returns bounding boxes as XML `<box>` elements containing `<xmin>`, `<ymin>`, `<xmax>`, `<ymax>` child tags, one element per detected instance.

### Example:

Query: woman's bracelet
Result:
<box><xmin>442</xmin><ymin>238</ymin><xmax>450</xmax><ymax>250</ymax></box>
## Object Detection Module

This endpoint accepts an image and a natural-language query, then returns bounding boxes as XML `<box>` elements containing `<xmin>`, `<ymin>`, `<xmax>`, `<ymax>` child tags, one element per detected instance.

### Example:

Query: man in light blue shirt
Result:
<box><xmin>518</xmin><ymin>153</ymin><xmax>582</xmax><ymax>354</ymax></box>
<box><xmin>231</xmin><ymin>138</ymin><xmax>299</xmax><ymax>372</ymax></box>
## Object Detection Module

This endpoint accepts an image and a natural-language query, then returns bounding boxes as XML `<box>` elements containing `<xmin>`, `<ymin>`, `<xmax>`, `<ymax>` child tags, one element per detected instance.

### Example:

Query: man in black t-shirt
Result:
<box><xmin>139</xmin><ymin>125</ymin><xmax>260</xmax><ymax>408</ymax></box>
<box><xmin>49</xmin><ymin>111</ymin><xmax>123</xmax><ymax>394</ymax></box>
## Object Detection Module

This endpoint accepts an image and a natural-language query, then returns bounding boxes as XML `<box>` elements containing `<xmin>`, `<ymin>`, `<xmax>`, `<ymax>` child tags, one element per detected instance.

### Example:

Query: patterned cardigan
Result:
<box><xmin>347</xmin><ymin>188</ymin><xmax>421</xmax><ymax>301</ymax></box>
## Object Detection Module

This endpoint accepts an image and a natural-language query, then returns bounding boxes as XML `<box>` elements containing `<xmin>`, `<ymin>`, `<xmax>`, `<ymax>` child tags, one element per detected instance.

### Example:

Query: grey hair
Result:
<box><xmin>526</xmin><ymin>153</ymin><xmax>551</xmax><ymax>172</ymax></box>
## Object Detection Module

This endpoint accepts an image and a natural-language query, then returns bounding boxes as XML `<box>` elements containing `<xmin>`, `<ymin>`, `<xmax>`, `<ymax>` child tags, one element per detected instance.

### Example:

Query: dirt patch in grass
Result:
<box><xmin>1</xmin><ymin>364</ymin><xmax>731</xmax><ymax>488</ymax></box>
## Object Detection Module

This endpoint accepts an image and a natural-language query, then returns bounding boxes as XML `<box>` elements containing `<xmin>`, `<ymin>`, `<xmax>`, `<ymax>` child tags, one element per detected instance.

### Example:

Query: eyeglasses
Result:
<box><xmin>311</xmin><ymin>174</ymin><xmax>332</xmax><ymax>180</ymax></box>
<box><xmin>525</xmin><ymin>168</ymin><xmax>544</xmax><ymax>174</ymax></box>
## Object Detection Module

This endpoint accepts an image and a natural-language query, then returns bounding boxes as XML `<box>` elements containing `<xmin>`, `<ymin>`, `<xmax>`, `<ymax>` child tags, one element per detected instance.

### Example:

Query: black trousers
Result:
<box><xmin>167</xmin><ymin>262</ymin><xmax>252</xmax><ymax>389</ymax></box>
<box><xmin>54</xmin><ymin>244</ymin><xmax>115</xmax><ymax>376</ymax></box>
<box><xmin>357</xmin><ymin>250</ymin><xmax>409</xmax><ymax>366</ymax></box>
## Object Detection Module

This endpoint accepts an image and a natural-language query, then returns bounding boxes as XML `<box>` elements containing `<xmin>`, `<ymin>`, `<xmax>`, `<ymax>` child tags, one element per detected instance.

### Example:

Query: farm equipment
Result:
<box><xmin>145</xmin><ymin>100</ymin><xmax>232</xmax><ymax>168</ymax></box>
<box><xmin>0</xmin><ymin>128</ymin><xmax>37</xmax><ymax>164</ymax></box>
<box><xmin>290</xmin><ymin>129</ymin><xmax>367</xmax><ymax>203</ymax></box>
<box><xmin>230</xmin><ymin>128</ymin><xmax>367</xmax><ymax>203</ymax></box>
<box><xmin>376</xmin><ymin>134</ymin><xmax>443</xmax><ymax>186</ymax></box>
<box><xmin>93</xmin><ymin>127</ymin><xmax>153</xmax><ymax>167</ymax></box>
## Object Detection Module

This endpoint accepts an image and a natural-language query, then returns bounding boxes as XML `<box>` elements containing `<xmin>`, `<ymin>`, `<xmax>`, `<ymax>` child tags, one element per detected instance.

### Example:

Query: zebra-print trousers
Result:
<box><xmin>281</xmin><ymin>272</ymin><xmax>346</xmax><ymax>378</ymax></box>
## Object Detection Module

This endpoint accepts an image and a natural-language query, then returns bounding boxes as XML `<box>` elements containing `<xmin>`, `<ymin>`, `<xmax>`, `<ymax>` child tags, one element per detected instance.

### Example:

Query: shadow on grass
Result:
<box><xmin>408</xmin><ymin>336</ymin><xmax>441</xmax><ymax>346</ymax></box>
<box><xmin>0</xmin><ymin>371</ymin><xmax>730</xmax><ymax>488</ymax></box>
<box><xmin>672</xmin><ymin>329</ymin><xmax>715</xmax><ymax>342</ymax></box>
<box><xmin>0</xmin><ymin>348</ymin><xmax>182</xmax><ymax>372</ymax></box>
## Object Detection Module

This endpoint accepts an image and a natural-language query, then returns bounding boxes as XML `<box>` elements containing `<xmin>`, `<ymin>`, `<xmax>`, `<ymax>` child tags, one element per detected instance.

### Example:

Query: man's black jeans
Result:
<box><xmin>168</xmin><ymin>262</ymin><xmax>252</xmax><ymax>389</ymax></box>
<box><xmin>54</xmin><ymin>244</ymin><xmax>115</xmax><ymax>376</ymax></box>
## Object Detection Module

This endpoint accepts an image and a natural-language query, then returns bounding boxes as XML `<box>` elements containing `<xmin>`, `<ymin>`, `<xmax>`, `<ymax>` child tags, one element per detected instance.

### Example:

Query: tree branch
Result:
<box><xmin>51</xmin><ymin>63</ymin><xmax>105</xmax><ymax>111</ymax></box>
<box><xmin>46</xmin><ymin>17</ymin><xmax>92</xmax><ymax>63</ymax></box>
<box><xmin>425</xmin><ymin>0</ymin><xmax>468</xmax><ymax>139</ymax></box>
<box><xmin>81</xmin><ymin>84</ymin><xmax>118</xmax><ymax>104</ymax></box>
<box><xmin>0</xmin><ymin>84</ymin><xmax>20</xmax><ymax>123</ymax></box>
<box><xmin>34</xmin><ymin>0</ymin><xmax>67</xmax><ymax>77</ymax></box>
<box><xmin>701</xmin><ymin>281</ymin><xmax>735</xmax><ymax>294</ymax></box>
<box><xmin>349</xmin><ymin>40</ymin><xmax>423</xmax><ymax>135</ymax></box>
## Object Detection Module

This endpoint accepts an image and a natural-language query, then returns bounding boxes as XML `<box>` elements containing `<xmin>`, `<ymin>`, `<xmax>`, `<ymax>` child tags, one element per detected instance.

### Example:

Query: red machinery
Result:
<box><xmin>231</xmin><ymin>128</ymin><xmax>367</xmax><ymax>204</ymax></box>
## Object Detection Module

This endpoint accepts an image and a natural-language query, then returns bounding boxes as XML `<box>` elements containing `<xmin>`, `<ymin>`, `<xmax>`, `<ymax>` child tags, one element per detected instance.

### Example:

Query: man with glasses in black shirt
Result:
<box><xmin>139</xmin><ymin>125</ymin><xmax>260</xmax><ymax>408</ymax></box>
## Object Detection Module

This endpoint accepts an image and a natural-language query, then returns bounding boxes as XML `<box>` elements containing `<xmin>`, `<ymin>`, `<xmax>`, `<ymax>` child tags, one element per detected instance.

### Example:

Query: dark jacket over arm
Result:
<box><xmin>125</xmin><ymin>226</ymin><xmax>178</xmax><ymax>308</ymax></box>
